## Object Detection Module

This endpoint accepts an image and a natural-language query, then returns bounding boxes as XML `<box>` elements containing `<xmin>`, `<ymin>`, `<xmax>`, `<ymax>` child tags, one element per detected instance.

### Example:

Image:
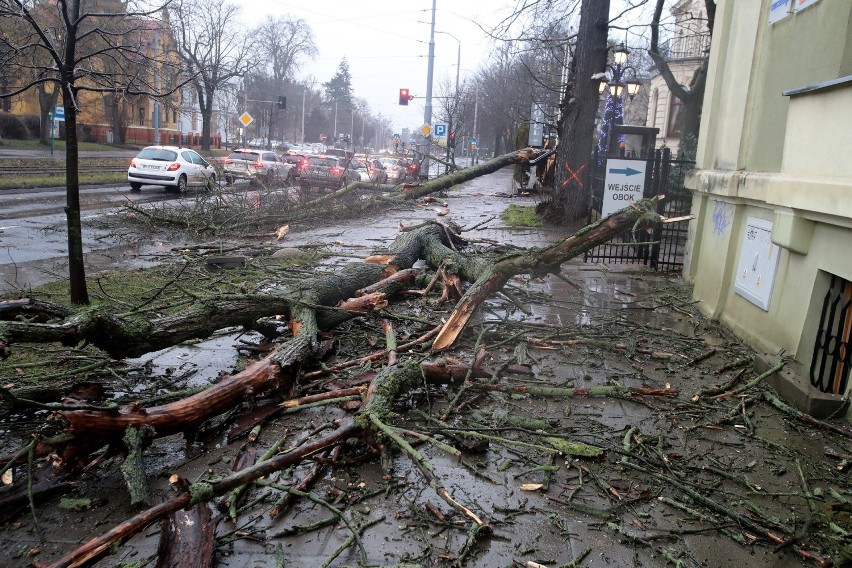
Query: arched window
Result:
<box><xmin>650</xmin><ymin>88</ymin><xmax>659</xmax><ymax>128</ymax></box>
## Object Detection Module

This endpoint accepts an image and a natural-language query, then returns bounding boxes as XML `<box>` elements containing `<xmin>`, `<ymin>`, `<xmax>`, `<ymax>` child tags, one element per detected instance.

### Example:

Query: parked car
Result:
<box><xmin>298</xmin><ymin>155</ymin><xmax>360</xmax><ymax>189</ymax></box>
<box><xmin>378</xmin><ymin>157</ymin><xmax>405</xmax><ymax>183</ymax></box>
<box><xmin>127</xmin><ymin>145</ymin><xmax>216</xmax><ymax>193</ymax></box>
<box><xmin>352</xmin><ymin>158</ymin><xmax>388</xmax><ymax>184</ymax></box>
<box><xmin>223</xmin><ymin>149</ymin><xmax>293</xmax><ymax>185</ymax></box>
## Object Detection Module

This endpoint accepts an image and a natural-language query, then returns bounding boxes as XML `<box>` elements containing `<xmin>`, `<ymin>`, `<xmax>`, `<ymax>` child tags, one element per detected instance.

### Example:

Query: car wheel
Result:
<box><xmin>225</xmin><ymin>175</ymin><xmax>234</xmax><ymax>185</ymax></box>
<box><xmin>176</xmin><ymin>174</ymin><xmax>187</xmax><ymax>193</ymax></box>
<box><xmin>129</xmin><ymin>182</ymin><xmax>142</xmax><ymax>192</ymax></box>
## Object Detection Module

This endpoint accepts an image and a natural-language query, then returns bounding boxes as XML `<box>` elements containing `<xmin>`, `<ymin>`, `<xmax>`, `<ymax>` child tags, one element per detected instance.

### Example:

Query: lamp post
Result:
<box><xmin>597</xmin><ymin>43</ymin><xmax>640</xmax><ymax>156</ymax></box>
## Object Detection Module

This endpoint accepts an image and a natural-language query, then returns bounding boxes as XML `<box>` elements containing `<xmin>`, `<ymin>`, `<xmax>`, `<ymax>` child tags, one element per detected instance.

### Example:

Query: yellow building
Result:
<box><xmin>4</xmin><ymin>3</ymin><xmax>216</xmax><ymax>147</ymax></box>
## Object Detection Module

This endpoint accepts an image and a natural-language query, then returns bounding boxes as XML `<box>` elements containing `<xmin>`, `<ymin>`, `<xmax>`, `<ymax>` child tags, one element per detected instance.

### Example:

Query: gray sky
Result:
<box><xmin>244</xmin><ymin>0</ymin><xmax>519</xmax><ymax>132</ymax></box>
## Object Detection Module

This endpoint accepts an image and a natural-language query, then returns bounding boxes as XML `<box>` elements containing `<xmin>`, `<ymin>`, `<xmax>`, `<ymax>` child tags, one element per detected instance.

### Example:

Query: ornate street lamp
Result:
<box><xmin>596</xmin><ymin>42</ymin><xmax>641</xmax><ymax>154</ymax></box>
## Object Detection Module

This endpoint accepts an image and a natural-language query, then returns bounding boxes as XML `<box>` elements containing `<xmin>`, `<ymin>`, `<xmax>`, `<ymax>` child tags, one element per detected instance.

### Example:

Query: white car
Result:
<box><xmin>128</xmin><ymin>146</ymin><xmax>216</xmax><ymax>193</ymax></box>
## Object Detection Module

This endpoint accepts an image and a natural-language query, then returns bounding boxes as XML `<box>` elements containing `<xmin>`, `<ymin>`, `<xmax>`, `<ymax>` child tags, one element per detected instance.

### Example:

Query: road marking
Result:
<box><xmin>0</xmin><ymin>225</ymin><xmax>20</xmax><ymax>230</ymax></box>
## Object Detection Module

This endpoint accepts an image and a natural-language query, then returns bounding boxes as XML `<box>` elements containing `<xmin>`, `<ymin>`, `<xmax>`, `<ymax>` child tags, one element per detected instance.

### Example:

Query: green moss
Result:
<box><xmin>500</xmin><ymin>205</ymin><xmax>543</xmax><ymax>228</ymax></box>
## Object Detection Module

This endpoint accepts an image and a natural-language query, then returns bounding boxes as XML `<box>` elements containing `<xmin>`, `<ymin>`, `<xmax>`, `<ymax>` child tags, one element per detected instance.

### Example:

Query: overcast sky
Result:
<box><xmin>243</xmin><ymin>0</ymin><xmax>519</xmax><ymax>132</ymax></box>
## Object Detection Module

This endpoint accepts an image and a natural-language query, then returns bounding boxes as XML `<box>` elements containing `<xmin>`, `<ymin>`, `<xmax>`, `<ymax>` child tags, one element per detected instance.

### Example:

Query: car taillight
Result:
<box><xmin>224</xmin><ymin>158</ymin><xmax>233</xmax><ymax>165</ymax></box>
<box><xmin>254</xmin><ymin>158</ymin><xmax>264</xmax><ymax>168</ymax></box>
<box><xmin>331</xmin><ymin>167</ymin><xmax>343</xmax><ymax>175</ymax></box>
<box><xmin>167</xmin><ymin>163</ymin><xmax>180</xmax><ymax>171</ymax></box>
<box><xmin>130</xmin><ymin>159</ymin><xmax>137</xmax><ymax>168</ymax></box>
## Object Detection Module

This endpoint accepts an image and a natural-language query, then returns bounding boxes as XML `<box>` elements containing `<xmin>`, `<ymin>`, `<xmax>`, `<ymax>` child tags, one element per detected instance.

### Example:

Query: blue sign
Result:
<box><xmin>54</xmin><ymin>105</ymin><xmax>65</xmax><ymax>121</ymax></box>
<box><xmin>434</xmin><ymin>123</ymin><xmax>447</xmax><ymax>137</ymax></box>
<box><xmin>608</xmin><ymin>166</ymin><xmax>641</xmax><ymax>176</ymax></box>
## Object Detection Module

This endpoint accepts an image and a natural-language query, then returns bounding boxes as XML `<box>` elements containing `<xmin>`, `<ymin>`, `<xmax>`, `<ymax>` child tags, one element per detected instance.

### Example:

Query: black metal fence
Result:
<box><xmin>810</xmin><ymin>275</ymin><xmax>852</xmax><ymax>395</ymax></box>
<box><xmin>583</xmin><ymin>147</ymin><xmax>694</xmax><ymax>271</ymax></box>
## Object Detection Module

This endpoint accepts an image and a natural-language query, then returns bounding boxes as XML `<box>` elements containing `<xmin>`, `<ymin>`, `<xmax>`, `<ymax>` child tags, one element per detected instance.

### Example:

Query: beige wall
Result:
<box><xmin>685</xmin><ymin>0</ymin><xmax>852</xmax><ymax>405</ymax></box>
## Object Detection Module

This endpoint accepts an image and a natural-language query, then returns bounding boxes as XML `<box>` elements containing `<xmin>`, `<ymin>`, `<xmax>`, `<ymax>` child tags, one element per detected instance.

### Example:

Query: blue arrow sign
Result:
<box><xmin>608</xmin><ymin>166</ymin><xmax>641</xmax><ymax>176</ymax></box>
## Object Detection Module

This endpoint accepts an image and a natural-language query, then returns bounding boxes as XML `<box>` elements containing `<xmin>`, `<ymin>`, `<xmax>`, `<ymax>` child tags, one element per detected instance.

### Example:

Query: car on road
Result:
<box><xmin>223</xmin><ymin>149</ymin><xmax>293</xmax><ymax>185</ymax></box>
<box><xmin>298</xmin><ymin>156</ymin><xmax>360</xmax><ymax>189</ymax></box>
<box><xmin>378</xmin><ymin>157</ymin><xmax>405</xmax><ymax>183</ymax></box>
<box><xmin>127</xmin><ymin>146</ymin><xmax>216</xmax><ymax>193</ymax></box>
<box><xmin>352</xmin><ymin>158</ymin><xmax>388</xmax><ymax>184</ymax></box>
<box><xmin>282</xmin><ymin>153</ymin><xmax>311</xmax><ymax>179</ymax></box>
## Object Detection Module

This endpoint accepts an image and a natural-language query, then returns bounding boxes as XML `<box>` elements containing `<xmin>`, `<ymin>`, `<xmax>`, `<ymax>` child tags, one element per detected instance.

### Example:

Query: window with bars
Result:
<box><xmin>810</xmin><ymin>274</ymin><xmax>852</xmax><ymax>395</ymax></box>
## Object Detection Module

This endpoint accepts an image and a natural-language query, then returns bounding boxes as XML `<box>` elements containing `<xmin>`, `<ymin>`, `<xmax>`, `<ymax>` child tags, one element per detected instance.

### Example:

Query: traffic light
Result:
<box><xmin>277</xmin><ymin>96</ymin><xmax>287</xmax><ymax>109</ymax></box>
<box><xmin>449</xmin><ymin>132</ymin><xmax>456</xmax><ymax>148</ymax></box>
<box><xmin>399</xmin><ymin>88</ymin><xmax>412</xmax><ymax>105</ymax></box>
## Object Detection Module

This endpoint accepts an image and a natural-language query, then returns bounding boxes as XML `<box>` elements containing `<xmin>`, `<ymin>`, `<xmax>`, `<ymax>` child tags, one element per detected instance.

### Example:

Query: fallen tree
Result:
<box><xmin>5</xmin><ymin>163</ymin><xmax>847</xmax><ymax>568</ymax></box>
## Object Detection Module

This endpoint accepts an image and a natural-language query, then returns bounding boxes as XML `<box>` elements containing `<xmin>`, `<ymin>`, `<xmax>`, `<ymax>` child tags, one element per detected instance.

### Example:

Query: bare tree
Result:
<box><xmin>648</xmin><ymin>0</ymin><xmax>714</xmax><ymax>158</ymax></box>
<box><xmin>169</xmin><ymin>0</ymin><xmax>251</xmax><ymax>151</ymax></box>
<box><xmin>254</xmin><ymin>15</ymin><xmax>317</xmax><ymax>145</ymax></box>
<box><xmin>0</xmin><ymin>0</ymin><xmax>178</xmax><ymax>304</ymax></box>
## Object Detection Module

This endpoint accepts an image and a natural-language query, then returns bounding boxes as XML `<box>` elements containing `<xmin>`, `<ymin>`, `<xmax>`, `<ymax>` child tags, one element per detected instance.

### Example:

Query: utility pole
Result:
<box><xmin>422</xmin><ymin>0</ymin><xmax>436</xmax><ymax>179</ymax></box>
<box><xmin>301</xmin><ymin>90</ymin><xmax>306</xmax><ymax>143</ymax></box>
<box><xmin>333</xmin><ymin>100</ymin><xmax>338</xmax><ymax>140</ymax></box>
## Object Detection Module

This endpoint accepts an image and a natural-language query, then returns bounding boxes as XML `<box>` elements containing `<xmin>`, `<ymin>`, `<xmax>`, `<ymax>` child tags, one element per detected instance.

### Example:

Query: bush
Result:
<box><xmin>0</xmin><ymin>112</ymin><xmax>31</xmax><ymax>139</ymax></box>
<box><xmin>21</xmin><ymin>114</ymin><xmax>41</xmax><ymax>138</ymax></box>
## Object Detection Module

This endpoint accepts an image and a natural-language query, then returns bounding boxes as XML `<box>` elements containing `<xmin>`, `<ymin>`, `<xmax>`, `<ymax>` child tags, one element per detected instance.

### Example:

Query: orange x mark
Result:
<box><xmin>561</xmin><ymin>162</ymin><xmax>586</xmax><ymax>188</ymax></box>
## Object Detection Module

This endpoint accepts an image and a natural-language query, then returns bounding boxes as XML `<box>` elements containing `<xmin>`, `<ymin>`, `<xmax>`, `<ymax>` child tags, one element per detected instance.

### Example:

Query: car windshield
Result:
<box><xmin>352</xmin><ymin>160</ymin><xmax>368</xmax><ymax>169</ymax></box>
<box><xmin>308</xmin><ymin>157</ymin><xmax>338</xmax><ymax>167</ymax></box>
<box><xmin>229</xmin><ymin>152</ymin><xmax>260</xmax><ymax>161</ymax></box>
<box><xmin>137</xmin><ymin>148</ymin><xmax>177</xmax><ymax>161</ymax></box>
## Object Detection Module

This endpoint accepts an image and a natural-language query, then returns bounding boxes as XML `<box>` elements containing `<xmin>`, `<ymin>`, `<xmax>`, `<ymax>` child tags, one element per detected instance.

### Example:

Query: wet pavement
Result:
<box><xmin>1</xmin><ymin>168</ymin><xmax>851</xmax><ymax>568</ymax></box>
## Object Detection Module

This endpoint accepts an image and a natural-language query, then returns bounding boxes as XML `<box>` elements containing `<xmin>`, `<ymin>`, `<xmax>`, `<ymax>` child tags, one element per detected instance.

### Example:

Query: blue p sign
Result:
<box><xmin>434</xmin><ymin>123</ymin><xmax>446</xmax><ymax>137</ymax></box>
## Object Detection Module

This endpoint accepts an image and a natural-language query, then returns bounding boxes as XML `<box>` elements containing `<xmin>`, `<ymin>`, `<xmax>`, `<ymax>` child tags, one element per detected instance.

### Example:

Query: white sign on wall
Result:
<box><xmin>769</xmin><ymin>0</ymin><xmax>792</xmax><ymax>23</ymax></box>
<box><xmin>734</xmin><ymin>217</ymin><xmax>780</xmax><ymax>311</ymax></box>
<box><xmin>601</xmin><ymin>159</ymin><xmax>647</xmax><ymax>217</ymax></box>
<box><xmin>528</xmin><ymin>102</ymin><xmax>544</xmax><ymax>147</ymax></box>
<box><xmin>794</xmin><ymin>0</ymin><xmax>820</xmax><ymax>12</ymax></box>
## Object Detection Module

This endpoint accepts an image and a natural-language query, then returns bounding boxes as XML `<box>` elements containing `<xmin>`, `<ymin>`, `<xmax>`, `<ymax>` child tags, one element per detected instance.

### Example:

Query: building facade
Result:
<box><xmin>3</xmin><ymin>5</ymin><xmax>219</xmax><ymax>148</ymax></box>
<box><xmin>645</xmin><ymin>0</ymin><xmax>711</xmax><ymax>154</ymax></box>
<box><xmin>685</xmin><ymin>0</ymin><xmax>852</xmax><ymax>416</ymax></box>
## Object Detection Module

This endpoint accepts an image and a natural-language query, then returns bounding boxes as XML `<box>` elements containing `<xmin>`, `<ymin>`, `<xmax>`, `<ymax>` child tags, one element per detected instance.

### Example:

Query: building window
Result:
<box><xmin>667</xmin><ymin>96</ymin><xmax>684</xmax><ymax>137</ymax></box>
<box><xmin>138</xmin><ymin>106</ymin><xmax>145</xmax><ymax>126</ymax></box>
<box><xmin>650</xmin><ymin>88</ymin><xmax>659</xmax><ymax>128</ymax></box>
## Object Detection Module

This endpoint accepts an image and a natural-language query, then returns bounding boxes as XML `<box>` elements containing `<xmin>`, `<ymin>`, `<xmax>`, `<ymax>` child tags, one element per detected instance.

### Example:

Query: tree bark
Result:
<box><xmin>546</xmin><ymin>0</ymin><xmax>610</xmax><ymax>224</ymax></box>
<box><xmin>61</xmin><ymin>3</ymin><xmax>89</xmax><ymax>306</ymax></box>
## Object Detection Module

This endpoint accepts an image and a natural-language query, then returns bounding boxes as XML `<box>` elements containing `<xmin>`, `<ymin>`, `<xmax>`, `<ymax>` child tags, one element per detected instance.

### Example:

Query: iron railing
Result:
<box><xmin>584</xmin><ymin>147</ymin><xmax>694</xmax><ymax>271</ymax></box>
<box><xmin>659</xmin><ymin>34</ymin><xmax>711</xmax><ymax>60</ymax></box>
<box><xmin>810</xmin><ymin>275</ymin><xmax>852</xmax><ymax>394</ymax></box>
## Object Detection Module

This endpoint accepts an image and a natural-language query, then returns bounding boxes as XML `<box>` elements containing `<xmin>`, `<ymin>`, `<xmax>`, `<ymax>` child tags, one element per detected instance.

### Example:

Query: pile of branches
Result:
<box><xmin>1</xmin><ymin>157</ymin><xmax>851</xmax><ymax>567</ymax></box>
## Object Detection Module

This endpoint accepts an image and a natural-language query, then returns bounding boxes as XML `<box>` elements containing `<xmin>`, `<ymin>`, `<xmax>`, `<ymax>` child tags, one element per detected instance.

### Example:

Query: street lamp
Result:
<box><xmin>596</xmin><ymin>42</ymin><xmax>641</xmax><ymax>155</ymax></box>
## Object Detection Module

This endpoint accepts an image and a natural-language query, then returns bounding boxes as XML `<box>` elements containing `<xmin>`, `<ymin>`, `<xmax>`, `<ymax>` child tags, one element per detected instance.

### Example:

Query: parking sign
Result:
<box><xmin>434</xmin><ymin>123</ymin><xmax>446</xmax><ymax>137</ymax></box>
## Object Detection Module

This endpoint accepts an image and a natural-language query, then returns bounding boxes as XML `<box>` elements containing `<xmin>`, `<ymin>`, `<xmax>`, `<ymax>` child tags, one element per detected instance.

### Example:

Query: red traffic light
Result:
<box><xmin>399</xmin><ymin>88</ymin><xmax>413</xmax><ymax>106</ymax></box>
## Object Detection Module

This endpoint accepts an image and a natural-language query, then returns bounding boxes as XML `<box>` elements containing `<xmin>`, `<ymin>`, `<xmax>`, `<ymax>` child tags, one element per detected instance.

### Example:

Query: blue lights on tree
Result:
<box><xmin>598</xmin><ymin>87</ymin><xmax>624</xmax><ymax>155</ymax></box>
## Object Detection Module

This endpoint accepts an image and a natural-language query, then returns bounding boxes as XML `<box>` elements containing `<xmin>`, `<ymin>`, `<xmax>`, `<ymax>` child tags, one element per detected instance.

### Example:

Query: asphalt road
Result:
<box><xmin>0</xmin><ymin>181</ymin><xmax>239</xmax><ymax>293</ymax></box>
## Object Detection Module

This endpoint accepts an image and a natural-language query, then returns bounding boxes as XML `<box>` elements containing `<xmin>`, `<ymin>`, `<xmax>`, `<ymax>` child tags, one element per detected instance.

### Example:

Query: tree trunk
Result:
<box><xmin>37</xmin><ymin>85</ymin><xmax>58</xmax><ymax>146</ymax></box>
<box><xmin>546</xmin><ymin>0</ymin><xmax>611</xmax><ymax>224</ymax></box>
<box><xmin>62</xmin><ymin>74</ymin><xmax>89</xmax><ymax>304</ymax></box>
<box><xmin>201</xmin><ymin>86</ymin><xmax>215</xmax><ymax>150</ymax></box>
